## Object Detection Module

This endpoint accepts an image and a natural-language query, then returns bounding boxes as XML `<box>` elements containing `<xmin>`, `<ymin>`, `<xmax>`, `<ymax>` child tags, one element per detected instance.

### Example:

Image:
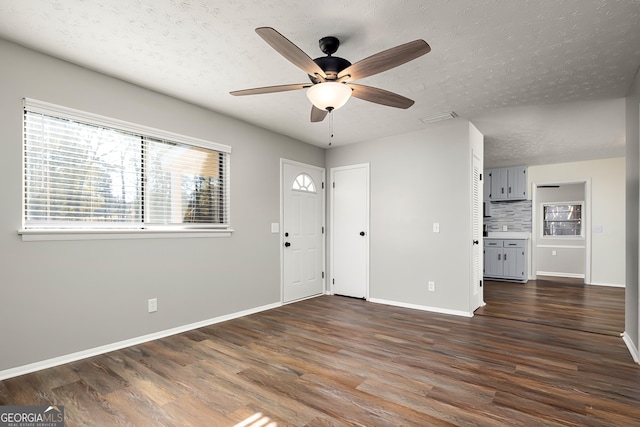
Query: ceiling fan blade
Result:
<box><xmin>348</xmin><ymin>84</ymin><xmax>415</xmax><ymax>109</ymax></box>
<box><xmin>256</xmin><ymin>27</ymin><xmax>327</xmax><ymax>79</ymax></box>
<box><xmin>338</xmin><ymin>39</ymin><xmax>431</xmax><ymax>81</ymax></box>
<box><xmin>230</xmin><ymin>83</ymin><xmax>310</xmax><ymax>96</ymax></box>
<box><xmin>310</xmin><ymin>105</ymin><xmax>328</xmax><ymax>122</ymax></box>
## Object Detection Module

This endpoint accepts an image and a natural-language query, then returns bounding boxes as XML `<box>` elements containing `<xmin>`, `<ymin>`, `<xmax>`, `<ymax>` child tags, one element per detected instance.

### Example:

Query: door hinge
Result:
<box><xmin>333</xmin><ymin>182</ymin><xmax>335</xmax><ymax>188</ymax></box>
<box><xmin>480</xmin><ymin>280</ymin><xmax>483</xmax><ymax>288</ymax></box>
<box><xmin>480</xmin><ymin>173</ymin><xmax>483</xmax><ymax>181</ymax></box>
<box><xmin>322</xmin><ymin>182</ymin><xmax>324</xmax><ymax>189</ymax></box>
<box><xmin>322</xmin><ymin>272</ymin><xmax>325</xmax><ymax>279</ymax></box>
<box><xmin>322</xmin><ymin>226</ymin><xmax>324</xmax><ymax>234</ymax></box>
<box><xmin>332</xmin><ymin>279</ymin><xmax>335</xmax><ymax>284</ymax></box>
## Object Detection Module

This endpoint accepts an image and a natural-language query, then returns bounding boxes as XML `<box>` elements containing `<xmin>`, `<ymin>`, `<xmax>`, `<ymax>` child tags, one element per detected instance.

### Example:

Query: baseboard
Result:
<box><xmin>369</xmin><ymin>298</ymin><xmax>473</xmax><ymax>318</ymax></box>
<box><xmin>622</xmin><ymin>332</ymin><xmax>639</xmax><ymax>364</ymax></box>
<box><xmin>0</xmin><ymin>302</ymin><xmax>281</xmax><ymax>381</ymax></box>
<box><xmin>588</xmin><ymin>282</ymin><xmax>625</xmax><ymax>288</ymax></box>
<box><xmin>536</xmin><ymin>271</ymin><xmax>585</xmax><ymax>279</ymax></box>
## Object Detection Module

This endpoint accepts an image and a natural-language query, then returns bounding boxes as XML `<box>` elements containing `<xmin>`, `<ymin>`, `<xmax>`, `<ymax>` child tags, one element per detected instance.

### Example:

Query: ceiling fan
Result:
<box><xmin>230</xmin><ymin>27</ymin><xmax>431</xmax><ymax>122</ymax></box>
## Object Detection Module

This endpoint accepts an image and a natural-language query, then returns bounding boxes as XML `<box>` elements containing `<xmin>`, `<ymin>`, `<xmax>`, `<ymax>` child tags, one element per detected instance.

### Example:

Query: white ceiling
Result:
<box><xmin>1</xmin><ymin>0</ymin><xmax>638</xmax><ymax>167</ymax></box>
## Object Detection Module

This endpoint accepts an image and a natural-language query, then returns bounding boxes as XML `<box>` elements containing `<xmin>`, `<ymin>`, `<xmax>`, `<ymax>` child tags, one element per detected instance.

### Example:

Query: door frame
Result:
<box><xmin>471</xmin><ymin>150</ymin><xmax>484</xmax><ymax>311</ymax></box>
<box><xmin>329</xmin><ymin>163</ymin><xmax>370</xmax><ymax>299</ymax></box>
<box><xmin>280</xmin><ymin>159</ymin><xmax>326</xmax><ymax>303</ymax></box>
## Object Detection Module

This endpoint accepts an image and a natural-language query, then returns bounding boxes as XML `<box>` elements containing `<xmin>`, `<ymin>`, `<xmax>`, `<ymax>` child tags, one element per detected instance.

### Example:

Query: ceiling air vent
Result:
<box><xmin>421</xmin><ymin>111</ymin><xmax>458</xmax><ymax>124</ymax></box>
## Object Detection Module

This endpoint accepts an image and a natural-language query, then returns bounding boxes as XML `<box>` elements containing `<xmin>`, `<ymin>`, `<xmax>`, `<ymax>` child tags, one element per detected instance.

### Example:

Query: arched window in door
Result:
<box><xmin>292</xmin><ymin>173</ymin><xmax>316</xmax><ymax>193</ymax></box>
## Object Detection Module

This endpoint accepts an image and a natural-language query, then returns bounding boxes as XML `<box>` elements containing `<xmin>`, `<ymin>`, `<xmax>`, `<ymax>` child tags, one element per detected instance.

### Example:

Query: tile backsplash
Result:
<box><xmin>484</xmin><ymin>200</ymin><xmax>532</xmax><ymax>232</ymax></box>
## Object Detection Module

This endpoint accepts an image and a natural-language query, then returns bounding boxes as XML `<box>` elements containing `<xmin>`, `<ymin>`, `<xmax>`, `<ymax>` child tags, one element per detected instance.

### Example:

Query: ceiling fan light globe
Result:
<box><xmin>306</xmin><ymin>82</ymin><xmax>352</xmax><ymax>111</ymax></box>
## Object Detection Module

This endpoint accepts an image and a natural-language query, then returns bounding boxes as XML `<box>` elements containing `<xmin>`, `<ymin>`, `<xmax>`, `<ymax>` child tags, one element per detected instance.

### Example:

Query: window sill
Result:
<box><xmin>539</xmin><ymin>235</ymin><xmax>585</xmax><ymax>240</ymax></box>
<box><xmin>18</xmin><ymin>228</ymin><xmax>233</xmax><ymax>242</ymax></box>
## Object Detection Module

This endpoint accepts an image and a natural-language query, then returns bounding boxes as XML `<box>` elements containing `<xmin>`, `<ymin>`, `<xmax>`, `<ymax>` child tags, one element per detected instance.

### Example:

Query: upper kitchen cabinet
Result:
<box><xmin>486</xmin><ymin>166</ymin><xmax>527</xmax><ymax>201</ymax></box>
<box><xmin>483</xmin><ymin>169</ymin><xmax>491</xmax><ymax>202</ymax></box>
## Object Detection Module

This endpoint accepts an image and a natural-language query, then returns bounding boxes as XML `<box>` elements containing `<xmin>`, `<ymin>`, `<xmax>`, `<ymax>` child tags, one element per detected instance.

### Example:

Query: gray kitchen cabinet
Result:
<box><xmin>483</xmin><ymin>169</ymin><xmax>491</xmax><ymax>202</ymax></box>
<box><xmin>507</xmin><ymin>166</ymin><xmax>527</xmax><ymax>199</ymax></box>
<box><xmin>489</xmin><ymin>167</ymin><xmax>507</xmax><ymax>200</ymax></box>
<box><xmin>483</xmin><ymin>239</ymin><xmax>527</xmax><ymax>282</ymax></box>
<box><xmin>486</xmin><ymin>166</ymin><xmax>527</xmax><ymax>201</ymax></box>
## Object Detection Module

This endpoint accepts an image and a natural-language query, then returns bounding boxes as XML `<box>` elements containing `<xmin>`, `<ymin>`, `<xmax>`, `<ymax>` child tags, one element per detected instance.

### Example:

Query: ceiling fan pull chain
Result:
<box><xmin>329</xmin><ymin>112</ymin><xmax>334</xmax><ymax>146</ymax></box>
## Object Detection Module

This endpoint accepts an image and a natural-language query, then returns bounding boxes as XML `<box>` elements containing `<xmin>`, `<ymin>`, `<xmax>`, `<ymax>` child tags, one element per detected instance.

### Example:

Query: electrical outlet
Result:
<box><xmin>502</xmin><ymin>225</ymin><xmax>508</xmax><ymax>231</ymax></box>
<box><xmin>148</xmin><ymin>298</ymin><xmax>158</xmax><ymax>313</ymax></box>
<box><xmin>552</xmin><ymin>250</ymin><xmax>557</xmax><ymax>256</ymax></box>
<box><xmin>428</xmin><ymin>281</ymin><xmax>435</xmax><ymax>292</ymax></box>
<box><xmin>433</xmin><ymin>223</ymin><xmax>440</xmax><ymax>233</ymax></box>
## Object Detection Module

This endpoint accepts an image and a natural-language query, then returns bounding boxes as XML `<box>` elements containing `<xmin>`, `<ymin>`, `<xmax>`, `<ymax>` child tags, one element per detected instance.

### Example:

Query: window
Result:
<box><xmin>22</xmin><ymin>99</ymin><xmax>231</xmax><ymax>235</ymax></box>
<box><xmin>292</xmin><ymin>173</ymin><xmax>316</xmax><ymax>193</ymax></box>
<box><xmin>542</xmin><ymin>203</ymin><xmax>583</xmax><ymax>237</ymax></box>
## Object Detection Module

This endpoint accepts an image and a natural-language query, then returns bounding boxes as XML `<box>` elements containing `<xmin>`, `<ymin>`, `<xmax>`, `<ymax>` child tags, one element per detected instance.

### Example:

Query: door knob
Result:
<box><xmin>360</xmin><ymin>231</ymin><xmax>365</xmax><ymax>236</ymax></box>
<box><xmin>284</xmin><ymin>242</ymin><xmax>291</xmax><ymax>247</ymax></box>
<box><xmin>473</xmin><ymin>240</ymin><xmax>479</xmax><ymax>245</ymax></box>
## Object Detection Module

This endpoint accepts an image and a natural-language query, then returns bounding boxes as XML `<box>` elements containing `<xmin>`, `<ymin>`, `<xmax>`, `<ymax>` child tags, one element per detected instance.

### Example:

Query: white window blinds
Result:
<box><xmin>23</xmin><ymin>99</ymin><xmax>230</xmax><ymax>230</ymax></box>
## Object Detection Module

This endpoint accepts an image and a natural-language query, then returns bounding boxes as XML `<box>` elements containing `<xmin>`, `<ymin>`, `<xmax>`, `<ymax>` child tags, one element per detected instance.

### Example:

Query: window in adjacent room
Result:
<box><xmin>542</xmin><ymin>202</ymin><xmax>583</xmax><ymax>237</ymax></box>
<box><xmin>22</xmin><ymin>98</ymin><xmax>231</xmax><ymax>232</ymax></box>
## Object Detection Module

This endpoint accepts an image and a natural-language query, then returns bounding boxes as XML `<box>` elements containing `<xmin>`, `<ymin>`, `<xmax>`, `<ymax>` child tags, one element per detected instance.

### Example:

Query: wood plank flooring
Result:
<box><xmin>476</xmin><ymin>276</ymin><xmax>625</xmax><ymax>336</ymax></box>
<box><xmin>1</xmin><ymin>278</ymin><xmax>638</xmax><ymax>426</ymax></box>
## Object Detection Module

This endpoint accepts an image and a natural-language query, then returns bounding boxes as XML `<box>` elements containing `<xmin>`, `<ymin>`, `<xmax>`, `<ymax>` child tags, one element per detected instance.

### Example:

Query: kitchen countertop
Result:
<box><xmin>485</xmin><ymin>232</ymin><xmax>531</xmax><ymax>239</ymax></box>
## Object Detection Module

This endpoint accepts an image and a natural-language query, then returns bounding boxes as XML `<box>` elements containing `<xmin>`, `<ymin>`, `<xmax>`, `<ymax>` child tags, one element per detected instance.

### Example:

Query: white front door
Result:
<box><xmin>282</xmin><ymin>161</ymin><xmax>325</xmax><ymax>303</ymax></box>
<box><xmin>331</xmin><ymin>164</ymin><xmax>369</xmax><ymax>299</ymax></box>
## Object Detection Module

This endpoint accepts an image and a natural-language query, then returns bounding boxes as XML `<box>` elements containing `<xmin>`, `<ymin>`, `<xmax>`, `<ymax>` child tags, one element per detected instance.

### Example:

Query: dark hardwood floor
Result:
<box><xmin>476</xmin><ymin>276</ymin><xmax>625</xmax><ymax>336</ymax></box>
<box><xmin>1</xmin><ymin>278</ymin><xmax>638</xmax><ymax>426</ymax></box>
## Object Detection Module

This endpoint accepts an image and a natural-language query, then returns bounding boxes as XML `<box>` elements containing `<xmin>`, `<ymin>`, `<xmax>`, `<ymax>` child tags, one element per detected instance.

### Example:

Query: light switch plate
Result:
<box><xmin>433</xmin><ymin>223</ymin><xmax>440</xmax><ymax>233</ymax></box>
<box><xmin>271</xmin><ymin>223</ymin><xmax>279</xmax><ymax>233</ymax></box>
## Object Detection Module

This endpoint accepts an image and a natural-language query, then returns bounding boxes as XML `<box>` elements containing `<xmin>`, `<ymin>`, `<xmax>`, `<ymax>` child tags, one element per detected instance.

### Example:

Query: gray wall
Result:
<box><xmin>527</xmin><ymin>158</ymin><xmax>625</xmax><ymax>286</ymax></box>
<box><xmin>326</xmin><ymin>120</ymin><xmax>482</xmax><ymax>314</ymax></box>
<box><xmin>626</xmin><ymin>66</ymin><xmax>640</xmax><ymax>356</ymax></box>
<box><xmin>0</xmin><ymin>39</ymin><xmax>324</xmax><ymax>372</ymax></box>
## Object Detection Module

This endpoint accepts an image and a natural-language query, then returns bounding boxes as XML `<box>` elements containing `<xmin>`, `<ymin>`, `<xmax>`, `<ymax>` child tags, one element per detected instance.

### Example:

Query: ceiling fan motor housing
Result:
<box><xmin>310</xmin><ymin>56</ymin><xmax>351</xmax><ymax>82</ymax></box>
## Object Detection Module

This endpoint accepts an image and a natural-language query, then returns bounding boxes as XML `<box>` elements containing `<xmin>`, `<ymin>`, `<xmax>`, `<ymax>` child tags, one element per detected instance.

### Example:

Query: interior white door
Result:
<box><xmin>471</xmin><ymin>151</ymin><xmax>484</xmax><ymax>311</ymax></box>
<box><xmin>331</xmin><ymin>164</ymin><xmax>369</xmax><ymax>299</ymax></box>
<box><xmin>282</xmin><ymin>161</ymin><xmax>325</xmax><ymax>303</ymax></box>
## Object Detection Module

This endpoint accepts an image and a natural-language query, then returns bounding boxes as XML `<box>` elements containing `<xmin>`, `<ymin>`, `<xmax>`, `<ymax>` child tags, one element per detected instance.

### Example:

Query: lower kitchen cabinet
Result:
<box><xmin>483</xmin><ymin>239</ymin><xmax>527</xmax><ymax>282</ymax></box>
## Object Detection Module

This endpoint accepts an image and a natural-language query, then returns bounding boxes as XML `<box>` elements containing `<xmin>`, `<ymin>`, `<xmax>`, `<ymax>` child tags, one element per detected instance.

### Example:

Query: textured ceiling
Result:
<box><xmin>0</xmin><ymin>0</ymin><xmax>638</xmax><ymax>167</ymax></box>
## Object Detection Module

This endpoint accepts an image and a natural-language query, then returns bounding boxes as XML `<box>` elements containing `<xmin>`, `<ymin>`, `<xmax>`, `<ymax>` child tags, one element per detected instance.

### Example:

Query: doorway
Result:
<box><xmin>330</xmin><ymin>164</ymin><xmax>370</xmax><ymax>299</ymax></box>
<box><xmin>531</xmin><ymin>180</ymin><xmax>590</xmax><ymax>283</ymax></box>
<box><xmin>281</xmin><ymin>160</ymin><xmax>325</xmax><ymax>303</ymax></box>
